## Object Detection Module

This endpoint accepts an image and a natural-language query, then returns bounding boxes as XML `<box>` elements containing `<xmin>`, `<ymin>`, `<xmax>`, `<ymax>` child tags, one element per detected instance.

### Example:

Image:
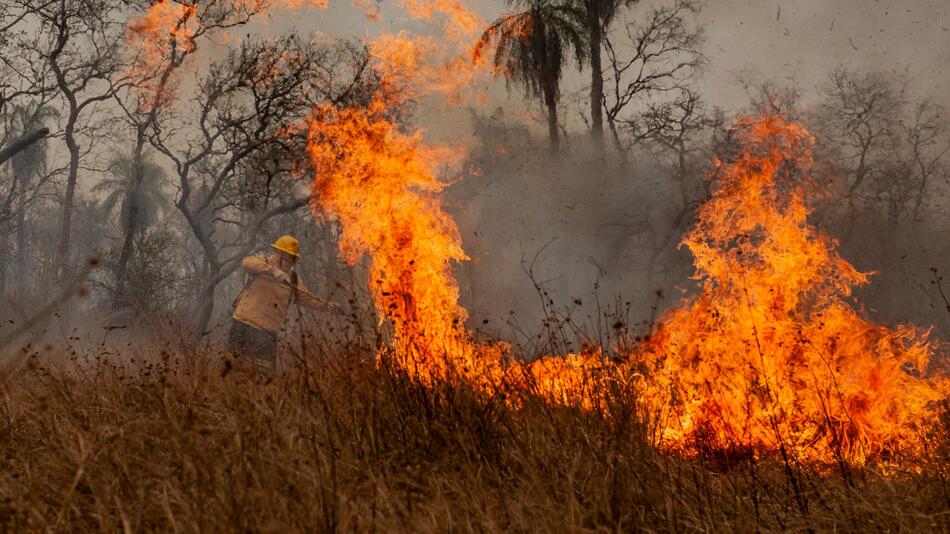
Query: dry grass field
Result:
<box><xmin>0</xmin><ymin>335</ymin><xmax>946</xmax><ymax>533</ymax></box>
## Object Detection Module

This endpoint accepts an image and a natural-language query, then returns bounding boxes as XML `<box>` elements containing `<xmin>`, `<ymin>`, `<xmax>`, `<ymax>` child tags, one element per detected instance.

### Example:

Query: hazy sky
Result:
<box><xmin>693</xmin><ymin>0</ymin><xmax>950</xmax><ymax>107</ymax></box>
<box><xmin>44</xmin><ymin>0</ymin><xmax>946</xmax><ymax>195</ymax></box>
<box><xmin>254</xmin><ymin>0</ymin><xmax>950</xmax><ymax>138</ymax></box>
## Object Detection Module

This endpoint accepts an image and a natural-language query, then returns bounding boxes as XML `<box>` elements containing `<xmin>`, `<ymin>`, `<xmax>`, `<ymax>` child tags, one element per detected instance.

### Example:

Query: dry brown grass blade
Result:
<box><xmin>0</xmin><ymin>344</ymin><xmax>944</xmax><ymax>532</ymax></box>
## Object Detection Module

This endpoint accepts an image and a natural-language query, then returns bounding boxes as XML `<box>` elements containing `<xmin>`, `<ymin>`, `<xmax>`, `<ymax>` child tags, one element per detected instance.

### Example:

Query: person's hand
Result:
<box><xmin>270</xmin><ymin>267</ymin><xmax>291</xmax><ymax>285</ymax></box>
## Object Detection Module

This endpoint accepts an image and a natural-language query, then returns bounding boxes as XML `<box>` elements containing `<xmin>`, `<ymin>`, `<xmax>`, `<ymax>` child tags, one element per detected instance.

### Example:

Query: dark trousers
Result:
<box><xmin>227</xmin><ymin>320</ymin><xmax>278</xmax><ymax>373</ymax></box>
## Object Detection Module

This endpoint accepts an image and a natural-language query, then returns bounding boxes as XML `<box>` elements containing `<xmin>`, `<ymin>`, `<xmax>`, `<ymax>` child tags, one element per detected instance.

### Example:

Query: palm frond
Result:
<box><xmin>476</xmin><ymin>0</ymin><xmax>585</xmax><ymax>102</ymax></box>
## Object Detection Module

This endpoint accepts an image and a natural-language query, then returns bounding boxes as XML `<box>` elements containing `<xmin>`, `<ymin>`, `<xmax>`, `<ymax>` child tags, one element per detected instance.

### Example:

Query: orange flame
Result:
<box><xmin>128</xmin><ymin>0</ymin><xmax>197</xmax><ymax>52</ymax></box>
<box><xmin>306</xmin><ymin>97</ymin><xmax>474</xmax><ymax>381</ymax></box>
<box><xmin>635</xmin><ymin>116</ymin><xmax>947</xmax><ymax>464</ymax></box>
<box><xmin>306</xmin><ymin>102</ymin><xmax>947</xmax><ymax>467</ymax></box>
<box><xmin>136</xmin><ymin>0</ymin><xmax>941</xmax><ymax>468</ymax></box>
<box><xmin>125</xmin><ymin>0</ymin><xmax>329</xmax><ymax>108</ymax></box>
<box><xmin>126</xmin><ymin>0</ymin><xmax>199</xmax><ymax>107</ymax></box>
<box><xmin>396</xmin><ymin>0</ymin><xmax>482</xmax><ymax>39</ymax></box>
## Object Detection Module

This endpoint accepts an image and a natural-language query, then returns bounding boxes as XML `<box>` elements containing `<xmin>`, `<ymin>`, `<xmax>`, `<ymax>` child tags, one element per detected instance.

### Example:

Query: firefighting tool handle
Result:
<box><xmin>277</xmin><ymin>277</ymin><xmax>343</xmax><ymax>314</ymax></box>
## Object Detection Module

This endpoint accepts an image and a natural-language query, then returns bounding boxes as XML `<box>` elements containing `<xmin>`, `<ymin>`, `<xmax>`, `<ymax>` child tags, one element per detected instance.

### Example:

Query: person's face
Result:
<box><xmin>278</xmin><ymin>251</ymin><xmax>298</xmax><ymax>269</ymax></box>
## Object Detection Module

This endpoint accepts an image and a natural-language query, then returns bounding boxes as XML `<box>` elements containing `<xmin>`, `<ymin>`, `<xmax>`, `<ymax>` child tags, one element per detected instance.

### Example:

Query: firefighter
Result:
<box><xmin>228</xmin><ymin>235</ymin><xmax>338</xmax><ymax>372</ymax></box>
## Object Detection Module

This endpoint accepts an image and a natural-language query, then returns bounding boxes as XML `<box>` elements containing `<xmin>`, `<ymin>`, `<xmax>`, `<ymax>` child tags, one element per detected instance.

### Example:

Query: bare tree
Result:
<box><xmin>870</xmin><ymin>136</ymin><xmax>916</xmax><ymax>221</ymax></box>
<box><xmin>817</xmin><ymin>68</ymin><xmax>906</xmax><ymax>198</ymax></box>
<box><xmin>903</xmin><ymin>100</ymin><xmax>949</xmax><ymax>220</ymax></box>
<box><xmin>602</xmin><ymin>0</ymin><xmax>704</xmax><ymax>155</ymax></box>
<box><xmin>110</xmin><ymin>0</ymin><xmax>269</xmax><ymax>310</ymax></box>
<box><xmin>742</xmin><ymin>78</ymin><xmax>805</xmax><ymax>121</ymax></box>
<box><xmin>851</xmin><ymin>100</ymin><xmax>949</xmax><ymax>223</ymax></box>
<box><xmin>149</xmin><ymin>35</ymin><xmax>378</xmax><ymax>334</ymax></box>
<box><xmin>618</xmin><ymin>86</ymin><xmax>724</xmax><ymax>284</ymax></box>
<box><xmin>629</xmin><ymin>87</ymin><xmax>722</xmax><ymax>212</ymax></box>
<box><xmin>16</xmin><ymin>0</ymin><xmax>132</xmax><ymax>284</ymax></box>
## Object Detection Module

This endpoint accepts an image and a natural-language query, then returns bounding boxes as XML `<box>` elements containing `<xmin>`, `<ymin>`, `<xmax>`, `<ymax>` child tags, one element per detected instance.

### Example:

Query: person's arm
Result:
<box><xmin>244</xmin><ymin>255</ymin><xmax>291</xmax><ymax>283</ymax></box>
<box><xmin>242</xmin><ymin>255</ymin><xmax>271</xmax><ymax>275</ymax></box>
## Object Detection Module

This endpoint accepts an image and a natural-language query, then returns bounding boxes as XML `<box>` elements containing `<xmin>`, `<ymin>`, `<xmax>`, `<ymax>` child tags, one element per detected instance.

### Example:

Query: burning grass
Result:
<box><xmin>0</xmin><ymin>342</ymin><xmax>946</xmax><ymax>531</ymax></box>
<box><xmin>308</xmin><ymin>97</ymin><xmax>948</xmax><ymax>468</ymax></box>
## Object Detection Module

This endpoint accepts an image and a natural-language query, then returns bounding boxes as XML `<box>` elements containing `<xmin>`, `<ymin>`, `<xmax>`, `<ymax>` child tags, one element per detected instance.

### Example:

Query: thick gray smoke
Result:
<box><xmin>449</xmin><ymin>108</ymin><xmax>950</xmax><ymax>348</ymax></box>
<box><xmin>449</xmin><ymin>112</ymin><xmax>697</xmax><ymax>342</ymax></box>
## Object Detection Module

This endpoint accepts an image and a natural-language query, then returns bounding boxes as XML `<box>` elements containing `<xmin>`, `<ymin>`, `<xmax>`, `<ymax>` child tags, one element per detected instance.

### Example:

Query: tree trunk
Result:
<box><xmin>15</xmin><ymin>180</ymin><xmax>29</xmax><ymax>300</ymax></box>
<box><xmin>911</xmin><ymin>156</ymin><xmax>928</xmax><ymax>221</ymax></box>
<box><xmin>182</xmin><ymin>197</ymin><xmax>222</xmax><ymax>338</ymax></box>
<box><xmin>608</xmin><ymin>119</ymin><xmax>626</xmax><ymax>162</ymax></box>
<box><xmin>113</xmin><ymin>127</ymin><xmax>147</xmax><ymax>309</ymax></box>
<box><xmin>847</xmin><ymin>141</ymin><xmax>871</xmax><ymax>197</ymax></box>
<box><xmin>49</xmin><ymin>18</ymin><xmax>78</xmax><ymax>288</ymax></box>
<box><xmin>56</xmin><ymin>118</ymin><xmax>80</xmax><ymax>283</ymax></box>
<box><xmin>0</xmin><ymin>232</ymin><xmax>9</xmax><ymax>295</ymax></box>
<box><xmin>196</xmin><ymin>278</ymin><xmax>217</xmax><ymax>336</ymax></box>
<box><xmin>545</xmin><ymin>87</ymin><xmax>560</xmax><ymax>148</ymax></box>
<box><xmin>113</xmin><ymin>229</ymin><xmax>136</xmax><ymax>306</ymax></box>
<box><xmin>677</xmin><ymin>143</ymin><xmax>689</xmax><ymax>210</ymax></box>
<box><xmin>588</xmin><ymin>0</ymin><xmax>605</xmax><ymax>144</ymax></box>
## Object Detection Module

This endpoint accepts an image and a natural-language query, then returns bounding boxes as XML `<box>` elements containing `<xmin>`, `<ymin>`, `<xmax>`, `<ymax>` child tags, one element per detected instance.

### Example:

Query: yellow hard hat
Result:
<box><xmin>271</xmin><ymin>235</ymin><xmax>300</xmax><ymax>257</ymax></box>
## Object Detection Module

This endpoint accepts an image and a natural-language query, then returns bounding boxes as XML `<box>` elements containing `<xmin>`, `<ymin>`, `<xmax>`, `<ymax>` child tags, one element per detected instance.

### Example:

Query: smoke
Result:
<box><xmin>3</xmin><ymin>0</ymin><xmax>949</xmax><ymax>352</ymax></box>
<box><xmin>448</xmin><ymin>106</ymin><xmax>950</xmax><ymax>348</ymax></box>
<box><xmin>448</xmin><ymin>112</ymin><xmax>693</xmax><ymax>339</ymax></box>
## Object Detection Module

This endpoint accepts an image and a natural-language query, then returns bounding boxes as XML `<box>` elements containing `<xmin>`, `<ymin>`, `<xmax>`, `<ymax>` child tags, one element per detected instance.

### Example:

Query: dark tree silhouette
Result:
<box><xmin>475</xmin><ymin>0</ymin><xmax>587</xmax><ymax>147</ymax></box>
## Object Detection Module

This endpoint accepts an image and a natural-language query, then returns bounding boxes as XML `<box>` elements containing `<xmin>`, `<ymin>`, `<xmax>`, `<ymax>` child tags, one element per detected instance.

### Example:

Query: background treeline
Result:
<box><xmin>0</xmin><ymin>0</ymin><xmax>383</xmax><ymax>340</ymax></box>
<box><xmin>0</xmin><ymin>0</ymin><xmax>948</xmax><ymax>345</ymax></box>
<box><xmin>463</xmin><ymin>0</ymin><xmax>950</xmax><ymax>342</ymax></box>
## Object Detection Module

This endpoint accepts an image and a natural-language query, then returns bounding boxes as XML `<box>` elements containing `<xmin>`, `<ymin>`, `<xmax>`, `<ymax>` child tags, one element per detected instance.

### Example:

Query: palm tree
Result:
<box><xmin>95</xmin><ymin>153</ymin><xmax>169</xmax><ymax>236</ymax></box>
<box><xmin>93</xmin><ymin>151</ymin><xmax>170</xmax><ymax>306</ymax></box>
<box><xmin>475</xmin><ymin>0</ymin><xmax>587</xmax><ymax>147</ymax></box>
<box><xmin>8</xmin><ymin>102</ymin><xmax>58</xmax><ymax>298</ymax></box>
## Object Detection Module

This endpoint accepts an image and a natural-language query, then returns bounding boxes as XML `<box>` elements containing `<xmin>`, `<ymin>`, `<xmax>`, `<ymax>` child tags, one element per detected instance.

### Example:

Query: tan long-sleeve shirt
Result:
<box><xmin>232</xmin><ymin>255</ymin><xmax>328</xmax><ymax>334</ymax></box>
